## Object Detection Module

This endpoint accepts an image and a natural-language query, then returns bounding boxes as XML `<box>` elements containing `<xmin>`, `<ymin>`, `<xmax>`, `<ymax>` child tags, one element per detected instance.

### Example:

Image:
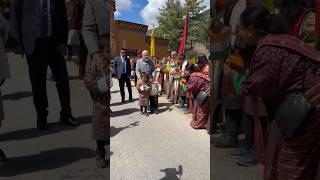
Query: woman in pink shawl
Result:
<box><xmin>186</xmin><ymin>55</ymin><xmax>211</xmax><ymax>134</ymax></box>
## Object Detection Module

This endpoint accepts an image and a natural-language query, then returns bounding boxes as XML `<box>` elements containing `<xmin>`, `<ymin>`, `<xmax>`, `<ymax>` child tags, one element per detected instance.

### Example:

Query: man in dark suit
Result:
<box><xmin>113</xmin><ymin>48</ymin><xmax>133</xmax><ymax>103</ymax></box>
<box><xmin>10</xmin><ymin>0</ymin><xmax>78</xmax><ymax>130</ymax></box>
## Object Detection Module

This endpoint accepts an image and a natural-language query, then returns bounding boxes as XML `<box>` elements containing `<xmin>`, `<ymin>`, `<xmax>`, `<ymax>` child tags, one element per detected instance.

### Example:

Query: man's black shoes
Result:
<box><xmin>60</xmin><ymin>114</ymin><xmax>79</xmax><ymax>127</ymax></box>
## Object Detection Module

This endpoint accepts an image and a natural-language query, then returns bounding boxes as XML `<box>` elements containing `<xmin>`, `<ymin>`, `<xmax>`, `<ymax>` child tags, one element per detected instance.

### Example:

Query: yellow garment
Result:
<box><xmin>226</xmin><ymin>54</ymin><xmax>244</xmax><ymax>72</ymax></box>
<box><xmin>261</xmin><ymin>0</ymin><xmax>273</xmax><ymax>10</ymax></box>
<box><xmin>190</xmin><ymin>57</ymin><xmax>196</xmax><ymax>65</ymax></box>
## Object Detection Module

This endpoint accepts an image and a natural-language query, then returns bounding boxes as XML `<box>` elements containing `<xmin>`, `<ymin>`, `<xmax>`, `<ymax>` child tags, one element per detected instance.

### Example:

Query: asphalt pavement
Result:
<box><xmin>0</xmin><ymin>53</ymin><xmax>263</xmax><ymax>180</ymax></box>
<box><xmin>0</xmin><ymin>54</ymin><xmax>108</xmax><ymax>180</ymax></box>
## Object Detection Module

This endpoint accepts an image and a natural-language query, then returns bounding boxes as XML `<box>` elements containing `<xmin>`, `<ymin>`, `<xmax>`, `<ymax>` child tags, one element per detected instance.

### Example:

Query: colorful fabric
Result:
<box><xmin>186</xmin><ymin>72</ymin><xmax>210</xmax><ymax>133</ymax></box>
<box><xmin>227</xmin><ymin>54</ymin><xmax>245</xmax><ymax>72</ymax></box>
<box><xmin>136</xmin><ymin>80</ymin><xmax>150</xmax><ymax>106</ymax></box>
<box><xmin>241</xmin><ymin>44</ymin><xmax>320</xmax><ymax>180</ymax></box>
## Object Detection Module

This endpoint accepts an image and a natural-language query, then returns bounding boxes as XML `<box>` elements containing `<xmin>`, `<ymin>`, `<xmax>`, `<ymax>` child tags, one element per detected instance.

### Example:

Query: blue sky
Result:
<box><xmin>115</xmin><ymin>0</ymin><xmax>210</xmax><ymax>29</ymax></box>
<box><xmin>115</xmin><ymin>0</ymin><xmax>147</xmax><ymax>24</ymax></box>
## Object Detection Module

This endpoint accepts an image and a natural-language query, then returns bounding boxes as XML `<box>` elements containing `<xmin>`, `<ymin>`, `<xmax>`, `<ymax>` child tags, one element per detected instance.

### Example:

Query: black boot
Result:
<box><xmin>37</xmin><ymin>110</ymin><xmax>49</xmax><ymax>130</ymax></box>
<box><xmin>60</xmin><ymin>112</ymin><xmax>79</xmax><ymax>127</ymax></box>
<box><xmin>0</xmin><ymin>149</ymin><xmax>7</xmax><ymax>163</ymax></box>
<box><xmin>96</xmin><ymin>148</ymin><xmax>107</xmax><ymax>168</ymax></box>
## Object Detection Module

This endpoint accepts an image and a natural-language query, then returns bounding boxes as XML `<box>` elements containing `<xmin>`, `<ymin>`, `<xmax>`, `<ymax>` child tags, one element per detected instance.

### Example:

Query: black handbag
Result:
<box><xmin>274</xmin><ymin>93</ymin><xmax>315</xmax><ymax>138</ymax></box>
<box><xmin>274</xmin><ymin>62</ymin><xmax>317</xmax><ymax>138</ymax></box>
<box><xmin>195</xmin><ymin>91</ymin><xmax>208</xmax><ymax>105</ymax></box>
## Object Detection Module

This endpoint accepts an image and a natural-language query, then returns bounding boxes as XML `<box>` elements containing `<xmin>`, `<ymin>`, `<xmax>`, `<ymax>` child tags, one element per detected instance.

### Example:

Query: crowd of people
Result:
<box><xmin>0</xmin><ymin>0</ymin><xmax>110</xmax><ymax>168</ymax></box>
<box><xmin>112</xmin><ymin>48</ymin><xmax>211</xmax><ymax>132</ymax></box>
<box><xmin>212</xmin><ymin>0</ymin><xmax>320</xmax><ymax>179</ymax></box>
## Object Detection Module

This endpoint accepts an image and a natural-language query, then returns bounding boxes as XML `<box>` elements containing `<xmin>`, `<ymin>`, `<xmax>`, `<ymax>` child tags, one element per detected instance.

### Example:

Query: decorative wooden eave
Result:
<box><xmin>115</xmin><ymin>20</ymin><xmax>148</xmax><ymax>33</ymax></box>
<box><xmin>146</xmin><ymin>36</ymin><xmax>170</xmax><ymax>46</ymax></box>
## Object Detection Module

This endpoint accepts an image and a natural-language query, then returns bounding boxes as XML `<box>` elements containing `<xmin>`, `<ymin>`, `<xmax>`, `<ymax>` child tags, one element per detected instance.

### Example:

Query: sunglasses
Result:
<box><xmin>120</xmin><ymin>51</ymin><xmax>126</xmax><ymax>53</ymax></box>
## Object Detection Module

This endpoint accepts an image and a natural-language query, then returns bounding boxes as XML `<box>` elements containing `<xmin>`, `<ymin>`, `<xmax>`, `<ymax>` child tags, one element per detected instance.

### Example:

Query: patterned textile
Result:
<box><xmin>241</xmin><ymin>44</ymin><xmax>320</xmax><ymax>180</ymax></box>
<box><xmin>83</xmin><ymin>44</ymin><xmax>110</xmax><ymax>140</ymax></box>
<box><xmin>136</xmin><ymin>80</ymin><xmax>150</xmax><ymax>106</ymax></box>
<box><xmin>186</xmin><ymin>72</ymin><xmax>210</xmax><ymax>133</ymax></box>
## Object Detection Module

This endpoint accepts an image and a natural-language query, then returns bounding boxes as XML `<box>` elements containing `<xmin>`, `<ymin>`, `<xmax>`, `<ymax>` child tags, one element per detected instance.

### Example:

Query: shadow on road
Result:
<box><xmin>159</xmin><ymin>165</ymin><xmax>183</xmax><ymax>180</ymax></box>
<box><xmin>2</xmin><ymin>91</ymin><xmax>33</xmax><ymax>101</ymax></box>
<box><xmin>0</xmin><ymin>147</ymin><xmax>95</xmax><ymax>177</ymax></box>
<box><xmin>110</xmin><ymin>90</ymin><xmax>120</xmax><ymax>94</ymax></box>
<box><xmin>157</xmin><ymin>103</ymin><xmax>173</xmax><ymax>114</ymax></box>
<box><xmin>110</xmin><ymin>121</ymin><xmax>139</xmax><ymax>138</ymax></box>
<box><xmin>0</xmin><ymin>115</ymin><xmax>92</xmax><ymax>142</ymax></box>
<box><xmin>110</xmin><ymin>98</ymin><xmax>139</xmax><ymax>107</ymax></box>
<box><xmin>110</xmin><ymin>108</ymin><xmax>139</xmax><ymax>117</ymax></box>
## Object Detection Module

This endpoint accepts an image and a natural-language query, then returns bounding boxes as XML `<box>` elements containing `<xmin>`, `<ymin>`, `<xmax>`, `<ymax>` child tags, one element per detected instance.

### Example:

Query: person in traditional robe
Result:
<box><xmin>0</xmin><ymin>12</ymin><xmax>10</xmax><ymax>163</ymax></box>
<box><xmin>68</xmin><ymin>0</ymin><xmax>87</xmax><ymax>79</ymax></box>
<box><xmin>166</xmin><ymin>51</ymin><xmax>178</xmax><ymax>103</ymax></box>
<box><xmin>186</xmin><ymin>55</ymin><xmax>211</xmax><ymax>134</ymax></box>
<box><xmin>224</xmin><ymin>5</ymin><xmax>320</xmax><ymax>179</ymax></box>
<box><xmin>82</xmin><ymin>0</ymin><xmax>110</xmax><ymax>168</ymax></box>
<box><xmin>136</xmin><ymin>72</ymin><xmax>151</xmax><ymax>116</ymax></box>
<box><xmin>212</xmin><ymin>0</ymin><xmax>247</xmax><ymax>149</ymax></box>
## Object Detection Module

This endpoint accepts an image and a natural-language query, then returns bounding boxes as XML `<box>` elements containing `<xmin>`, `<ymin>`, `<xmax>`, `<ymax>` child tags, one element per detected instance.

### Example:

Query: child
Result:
<box><xmin>149</xmin><ymin>75</ymin><xmax>161</xmax><ymax>114</ymax></box>
<box><xmin>137</xmin><ymin>73</ymin><xmax>150</xmax><ymax>116</ymax></box>
<box><xmin>172</xmin><ymin>66</ymin><xmax>182</xmax><ymax>104</ymax></box>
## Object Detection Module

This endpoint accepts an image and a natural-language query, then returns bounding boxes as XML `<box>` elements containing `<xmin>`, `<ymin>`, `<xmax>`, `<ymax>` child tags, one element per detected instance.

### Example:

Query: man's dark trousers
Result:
<box><xmin>26</xmin><ymin>37</ymin><xmax>71</xmax><ymax>122</ymax></box>
<box><xmin>118</xmin><ymin>73</ymin><xmax>132</xmax><ymax>101</ymax></box>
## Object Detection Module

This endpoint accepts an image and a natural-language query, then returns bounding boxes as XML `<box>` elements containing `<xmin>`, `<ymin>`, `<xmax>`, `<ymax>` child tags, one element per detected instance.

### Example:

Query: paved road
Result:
<box><xmin>110</xmin><ymin>80</ymin><xmax>210</xmax><ymax>179</ymax></box>
<box><xmin>0</xmin><ymin>54</ymin><xmax>108</xmax><ymax>180</ymax></box>
<box><xmin>1</xmin><ymin>53</ymin><xmax>263</xmax><ymax>180</ymax></box>
<box><xmin>211</xmin><ymin>145</ymin><xmax>263</xmax><ymax>180</ymax></box>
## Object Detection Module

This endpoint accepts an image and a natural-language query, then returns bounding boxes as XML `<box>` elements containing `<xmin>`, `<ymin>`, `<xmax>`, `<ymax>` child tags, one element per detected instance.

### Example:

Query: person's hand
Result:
<box><xmin>56</xmin><ymin>44</ymin><xmax>68</xmax><ymax>57</ymax></box>
<box><xmin>0</xmin><ymin>78</ymin><xmax>5</xmax><ymax>86</ymax></box>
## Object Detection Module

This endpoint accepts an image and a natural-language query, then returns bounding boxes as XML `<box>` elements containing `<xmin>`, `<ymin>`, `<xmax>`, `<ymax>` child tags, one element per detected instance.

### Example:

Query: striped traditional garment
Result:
<box><xmin>240</xmin><ymin>35</ymin><xmax>320</xmax><ymax>180</ymax></box>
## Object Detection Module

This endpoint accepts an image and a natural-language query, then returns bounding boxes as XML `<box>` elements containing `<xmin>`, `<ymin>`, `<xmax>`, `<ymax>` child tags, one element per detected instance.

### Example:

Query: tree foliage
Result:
<box><xmin>156</xmin><ymin>0</ymin><xmax>184</xmax><ymax>51</ymax></box>
<box><xmin>156</xmin><ymin>0</ymin><xmax>210</xmax><ymax>50</ymax></box>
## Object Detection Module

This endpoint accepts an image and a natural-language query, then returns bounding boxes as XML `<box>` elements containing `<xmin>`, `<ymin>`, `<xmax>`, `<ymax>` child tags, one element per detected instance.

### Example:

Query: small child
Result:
<box><xmin>148</xmin><ymin>75</ymin><xmax>161</xmax><ymax>114</ymax></box>
<box><xmin>136</xmin><ymin>73</ymin><xmax>151</xmax><ymax>116</ymax></box>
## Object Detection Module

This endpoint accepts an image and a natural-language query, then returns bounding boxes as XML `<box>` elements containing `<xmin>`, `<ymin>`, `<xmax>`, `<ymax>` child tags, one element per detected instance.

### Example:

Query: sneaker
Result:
<box><xmin>144</xmin><ymin>112</ymin><xmax>149</xmax><ymax>117</ymax></box>
<box><xmin>213</xmin><ymin>136</ymin><xmax>238</xmax><ymax>148</ymax></box>
<box><xmin>140</xmin><ymin>111</ymin><xmax>144</xmax><ymax>115</ymax></box>
<box><xmin>237</xmin><ymin>149</ymin><xmax>257</xmax><ymax>166</ymax></box>
<box><xmin>175</xmin><ymin>104</ymin><xmax>184</xmax><ymax>109</ymax></box>
<box><xmin>226</xmin><ymin>147</ymin><xmax>245</xmax><ymax>159</ymax></box>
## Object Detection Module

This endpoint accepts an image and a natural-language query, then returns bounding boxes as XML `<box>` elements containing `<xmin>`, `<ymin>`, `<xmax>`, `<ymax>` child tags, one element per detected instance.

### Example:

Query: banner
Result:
<box><xmin>178</xmin><ymin>13</ymin><xmax>189</xmax><ymax>54</ymax></box>
<box><xmin>150</xmin><ymin>28</ymin><xmax>155</xmax><ymax>57</ymax></box>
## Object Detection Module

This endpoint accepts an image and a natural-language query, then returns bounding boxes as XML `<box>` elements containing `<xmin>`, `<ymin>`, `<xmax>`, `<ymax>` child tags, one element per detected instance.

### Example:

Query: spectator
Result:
<box><xmin>10</xmin><ymin>0</ymin><xmax>78</xmax><ymax>130</ymax></box>
<box><xmin>112</xmin><ymin>48</ymin><xmax>133</xmax><ymax>103</ymax></box>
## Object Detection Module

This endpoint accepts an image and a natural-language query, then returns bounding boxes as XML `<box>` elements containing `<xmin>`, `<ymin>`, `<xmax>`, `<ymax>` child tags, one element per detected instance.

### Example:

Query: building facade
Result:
<box><xmin>110</xmin><ymin>0</ymin><xmax>170</xmax><ymax>59</ymax></box>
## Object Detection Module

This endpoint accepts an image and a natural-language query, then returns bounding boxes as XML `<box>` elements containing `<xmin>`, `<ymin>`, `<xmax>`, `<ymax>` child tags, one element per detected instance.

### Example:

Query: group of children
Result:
<box><xmin>136</xmin><ymin>73</ymin><xmax>161</xmax><ymax>116</ymax></box>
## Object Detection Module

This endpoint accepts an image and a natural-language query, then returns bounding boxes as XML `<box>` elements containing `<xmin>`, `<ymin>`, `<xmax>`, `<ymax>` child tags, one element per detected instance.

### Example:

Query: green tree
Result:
<box><xmin>186</xmin><ymin>0</ymin><xmax>210</xmax><ymax>48</ymax></box>
<box><xmin>156</xmin><ymin>0</ymin><xmax>210</xmax><ymax>51</ymax></box>
<box><xmin>156</xmin><ymin>0</ymin><xmax>184</xmax><ymax>51</ymax></box>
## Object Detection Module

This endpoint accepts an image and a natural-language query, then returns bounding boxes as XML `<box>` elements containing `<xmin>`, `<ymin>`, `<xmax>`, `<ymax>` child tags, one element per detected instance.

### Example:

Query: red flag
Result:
<box><xmin>179</xmin><ymin>13</ymin><xmax>189</xmax><ymax>54</ymax></box>
<box><xmin>316</xmin><ymin>0</ymin><xmax>320</xmax><ymax>33</ymax></box>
